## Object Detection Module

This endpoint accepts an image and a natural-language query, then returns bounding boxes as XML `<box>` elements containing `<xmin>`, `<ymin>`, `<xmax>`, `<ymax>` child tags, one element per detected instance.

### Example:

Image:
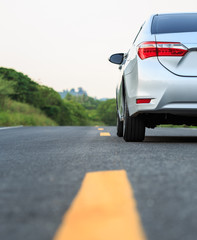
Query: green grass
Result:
<box><xmin>0</xmin><ymin>98</ymin><xmax>57</xmax><ymax>126</ymax></box>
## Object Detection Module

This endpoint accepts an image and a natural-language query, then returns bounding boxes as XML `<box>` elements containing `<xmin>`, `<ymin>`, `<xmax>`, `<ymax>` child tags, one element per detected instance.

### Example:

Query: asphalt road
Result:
<box><xmin>1</xmin><ymin>126</ymin><xmax>197</xmax><ymax>240</ymax></box>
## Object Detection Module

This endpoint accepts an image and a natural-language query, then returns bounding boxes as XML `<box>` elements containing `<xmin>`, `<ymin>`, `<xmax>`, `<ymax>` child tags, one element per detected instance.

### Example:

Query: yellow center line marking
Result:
<box><xmin>53</xmin><ymin>170</ymin><xmax>147</xmax><ymax>240</ymax></box>
<box><xmin>100</xmin><ymin>132</ymin><xmax>111</xmax><ymax>136</ymax></box>
<box><xmin>98</xmin><ymin>128</ymin><xmax>104</xmax><ymax>130</ymax></box>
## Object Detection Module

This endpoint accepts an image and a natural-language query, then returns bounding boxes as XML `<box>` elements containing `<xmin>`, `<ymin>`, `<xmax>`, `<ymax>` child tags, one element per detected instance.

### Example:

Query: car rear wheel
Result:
<box><xmin>117</xmin><ymin>112</ymin><xmax>123</xmax><ymax>137</ymax></box>
<box><xmin>123</xmin><ymin>98</ymin><xmax>145</xmax><ymax>142</ymax></box>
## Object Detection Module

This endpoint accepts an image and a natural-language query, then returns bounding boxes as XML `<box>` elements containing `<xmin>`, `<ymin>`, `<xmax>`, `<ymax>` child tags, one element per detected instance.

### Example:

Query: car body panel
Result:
<box><xmin>156</xmin><ymin>32</ymin><xmax>197</xmax><ymax>76</ymax></box>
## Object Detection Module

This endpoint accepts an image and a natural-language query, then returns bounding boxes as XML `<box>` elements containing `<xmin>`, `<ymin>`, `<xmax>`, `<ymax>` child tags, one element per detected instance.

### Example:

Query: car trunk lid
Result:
<box><xmin>155</xmin><ymin>32</ymin><xmax>197</xmax><ymax>77</ymax></box>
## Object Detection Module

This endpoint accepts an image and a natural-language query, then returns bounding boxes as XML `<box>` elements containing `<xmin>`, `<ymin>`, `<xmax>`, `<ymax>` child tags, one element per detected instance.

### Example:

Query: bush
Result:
<box><xmin>0</xmin><ymin>99</ymin><xmax>57</xmax><ymax>126</ymax></box>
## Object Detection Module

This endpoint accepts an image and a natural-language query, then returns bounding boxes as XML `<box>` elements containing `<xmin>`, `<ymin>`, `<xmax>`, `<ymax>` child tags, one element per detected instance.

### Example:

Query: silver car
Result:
<box><xmin>109</xmin><ymin>12</ymin><xmax>197</xmax><ymax>142</ymax></box>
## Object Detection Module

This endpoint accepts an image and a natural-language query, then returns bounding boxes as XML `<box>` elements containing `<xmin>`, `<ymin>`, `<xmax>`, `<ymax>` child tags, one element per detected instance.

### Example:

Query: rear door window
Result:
<box><xmin>152</xmin><ymin>13</ymin><xmax>197</xmax><ymax>34</ymax></box>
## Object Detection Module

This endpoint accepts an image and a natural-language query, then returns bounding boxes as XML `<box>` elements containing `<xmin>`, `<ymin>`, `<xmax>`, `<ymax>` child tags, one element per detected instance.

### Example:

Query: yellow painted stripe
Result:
<box><xmin>53</xmin><ymin>170</ymin><xmax>146</xmax><ymax>240</ymax></box>
<box><xmin>98</xmin><ymin>128</ymin><xmax>104</xmax><ymax>130</ymax></box>
<box><xmin>100</xmin><ymin>132</ymin><xmax>111</xmax><ymax>136</ymax></box>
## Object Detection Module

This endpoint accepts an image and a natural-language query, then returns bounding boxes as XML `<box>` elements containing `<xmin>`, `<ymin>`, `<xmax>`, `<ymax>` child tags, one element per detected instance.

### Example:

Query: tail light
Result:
<box><xmin>136</xmin><ymin>99</ymin><xmax>151</xmax><ymax>104</ymax></box>
<box><xmin>138</xmin><ymin>41</ymin><xmax>188</xmax><ymax>60</ymax></box>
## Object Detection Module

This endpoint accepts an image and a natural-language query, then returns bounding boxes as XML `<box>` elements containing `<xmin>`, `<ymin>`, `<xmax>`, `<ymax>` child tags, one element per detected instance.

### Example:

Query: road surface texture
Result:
<box><xmin>1</xmin><ymin>126</ymin><xmax>197</xmax><ymax>240</ymax></box>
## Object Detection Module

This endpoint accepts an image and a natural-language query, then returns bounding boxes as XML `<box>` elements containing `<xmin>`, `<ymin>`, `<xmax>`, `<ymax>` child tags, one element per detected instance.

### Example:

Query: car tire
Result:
<box><xmin>117</xmin><ymin>112</ymin><xmax>123</xmax><ymax>137</ymax></box>
<box><xmin>123</xmin><ymin>98</ymin><xmax>145</xmax><ymax>142</ymax></box>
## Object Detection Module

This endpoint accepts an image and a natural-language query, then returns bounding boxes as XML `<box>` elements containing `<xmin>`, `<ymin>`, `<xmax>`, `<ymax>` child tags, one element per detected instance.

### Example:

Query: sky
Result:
<box><xmin>0</xmin><ymin>0</ymin><xmax>197</xmax><ymax>98</ymax></box>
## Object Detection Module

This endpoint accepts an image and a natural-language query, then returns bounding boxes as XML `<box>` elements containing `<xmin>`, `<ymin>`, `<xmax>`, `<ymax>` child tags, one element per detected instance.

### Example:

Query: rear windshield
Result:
<box><xmin>152</xmin><ymin>13</ymin><xmax>197</xmax><ymax>34</ymax></box>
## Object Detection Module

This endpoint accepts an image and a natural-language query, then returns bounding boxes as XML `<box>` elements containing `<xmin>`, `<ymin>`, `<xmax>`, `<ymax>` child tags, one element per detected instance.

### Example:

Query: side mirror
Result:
<box><xmin>109</xmin><ymin>53</ymin><xmax>124</xmax><ymax>65</ymax></box>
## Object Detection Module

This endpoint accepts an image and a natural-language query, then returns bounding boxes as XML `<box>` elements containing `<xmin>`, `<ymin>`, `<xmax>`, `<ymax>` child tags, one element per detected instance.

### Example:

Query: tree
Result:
<box><xmin>0</xmin><ymin>77</ymin><xmax>15</xmax><ymax>109</ymax></box>
<box><xmin>97</xmin><ymin>99</ymin><xmax>116</xmax><ymax>125</ymax></box>
<box><xmin>0</xmin><ymin>67</ymin><xmax>39</xmax><ymax>105</ymax></box>
<box><xmin>63</xmin><ymin>99</ymin><xmax>88</xmax><ymax>125</ymax></box>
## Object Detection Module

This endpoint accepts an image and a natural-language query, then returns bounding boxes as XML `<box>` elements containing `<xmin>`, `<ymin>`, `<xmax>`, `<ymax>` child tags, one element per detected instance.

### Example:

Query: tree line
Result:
<box><xmin>0</xmin><ymin>67</ymin><xmax>116</xmax><ymax>126</ymax></box>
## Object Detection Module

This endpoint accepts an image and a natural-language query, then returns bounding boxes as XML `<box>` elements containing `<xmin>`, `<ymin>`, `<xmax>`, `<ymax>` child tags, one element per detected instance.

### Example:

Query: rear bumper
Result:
<box><xmin>155</xmin><ymin>103</ymin><xmax>197</xmax><ymax>116</ymax></box>
<box><xmin>125</xmin><ymin>57</ymin><xmax>197</xmax><ymax>117</ymax></box>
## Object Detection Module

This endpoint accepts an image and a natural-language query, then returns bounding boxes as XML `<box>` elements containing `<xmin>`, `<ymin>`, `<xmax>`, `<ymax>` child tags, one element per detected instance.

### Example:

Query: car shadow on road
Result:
<box><xmin>144</xmin><ymin>136</ymin><xmax>197</xmax><ymax>143</ymax></box>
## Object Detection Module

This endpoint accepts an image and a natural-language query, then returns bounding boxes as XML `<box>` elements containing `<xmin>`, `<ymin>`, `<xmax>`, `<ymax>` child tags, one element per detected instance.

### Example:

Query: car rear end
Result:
<box><xmin>128</xmin><ymin>13</ymin><xmax>197</xmax><ymax>126</ymax></box>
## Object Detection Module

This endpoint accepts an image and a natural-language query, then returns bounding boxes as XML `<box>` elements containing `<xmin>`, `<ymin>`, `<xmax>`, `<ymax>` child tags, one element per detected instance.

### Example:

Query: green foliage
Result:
<box><xmin>0</xmin><ymin>112</ymin><xmax>56</xmax><ymax>126</ymax></box>
<box><xmin>0</xmin><ymin>67</ymin><xmax>116</xmax><ymax>126</ymax></box>
<box><xmin>0</xmin><ymin>76</ymin><xmax>15</xmax><ymax>109</ymax></box>
<box><xmin>36</xmin><ymin>85</ymin><xmax>62</xmax><ymax>107</ymax></box>
<box><xmin>0</xmin><ymin>68</ymin><xmax>66</xmax><ymax>125</ymax></box>
<box><xmin>0</xmin><ymin>67</ymin><xmax>38</xmax><ymax>104</ymax></box>
<box><xmin>64</xmin><ymin>94</ymin><xmax>116</xmax><ymax>126</ymax></box>
<box><xmin>64</xmin><ymin>95</ymin><xmax>116</xmax><ymax>126</ymax></box>
<box><xmin>64</xmin><ymin>93</ymin><xmax>73</xmax><ymax>101</ymax></box>
<box><xmin>65</xmin><ymin>94</ymin><xmax>100</xmax><ymax>110</ymax></box>
<box><xmin>86</xmin><ymin>109</ymin><xmax>106</xmax><ymax>126</ymax></box>
<box><xmin>0</xmin><ymin>98</ymin><xmax>57</xmax><ymax>126</ymax></box>
<box><xmin>64</xmin><ymin>94</ymin><xmax>106</xmax><ymax>125</ymax></box>
<box><xmin>35</xmin><ymin>85</ymin><xmax>65</xmax><ymax>124</ymax></box>
<box><xmin>97</xmin><ymin>99</ymin><xmax>116</xmax><ymax>126</ymax></box>
<box><xmin>63</xmin><ymin>99</ymin><xmax>89</xmax><ymax>125</ymax></box>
